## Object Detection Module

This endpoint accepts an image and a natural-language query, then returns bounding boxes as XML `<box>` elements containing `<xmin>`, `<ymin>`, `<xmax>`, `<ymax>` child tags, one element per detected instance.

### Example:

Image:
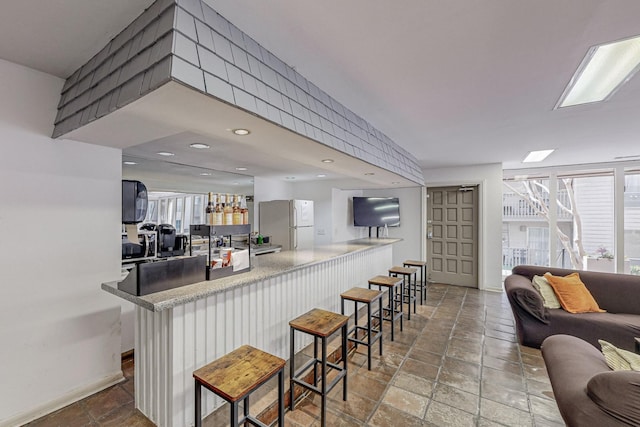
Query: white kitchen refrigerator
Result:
<box><xmin>259</xmin><ymin>200</ymin><xmax>314</xmax><ymax>250</ymax></box>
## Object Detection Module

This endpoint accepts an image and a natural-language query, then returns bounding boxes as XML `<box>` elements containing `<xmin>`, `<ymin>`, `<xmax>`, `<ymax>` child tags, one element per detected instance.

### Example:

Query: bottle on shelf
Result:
<box><xmin>214</xmin><ymin>194</ymin><xmax>223</xmax><ymax>225</ymax></box>
<box><xmin>206</xmin><ymin>192</ymin><xmax>214</xmax><ymax>225</ymax></box>
<box><xmin>223</xmin><ymin>193</ymin><xmax>233</xmax><ymax>225</ymax></box>
<box><xmin>240</xmin><ymin>195</ymin><xmax>249</xmax><ymax>225</ymax></box>
<box><xmin>232</xmin><ymin>195</ymin><xmax>242</xmax><ymax>225</ymax></box>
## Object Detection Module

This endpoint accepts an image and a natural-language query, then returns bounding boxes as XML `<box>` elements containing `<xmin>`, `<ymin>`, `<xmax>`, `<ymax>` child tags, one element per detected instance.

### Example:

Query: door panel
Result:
<box><xmin>428</xmin><ymin>186</ymin><xmax>479</xmax><ymax>287</ymax></box>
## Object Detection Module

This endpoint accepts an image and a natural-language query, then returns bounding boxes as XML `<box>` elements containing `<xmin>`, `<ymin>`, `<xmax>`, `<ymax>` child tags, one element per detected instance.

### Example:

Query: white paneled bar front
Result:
<box><xmin>133</xmin><ymin>242</ymin><xmax>393</xmax><ymax>426</ymax></box>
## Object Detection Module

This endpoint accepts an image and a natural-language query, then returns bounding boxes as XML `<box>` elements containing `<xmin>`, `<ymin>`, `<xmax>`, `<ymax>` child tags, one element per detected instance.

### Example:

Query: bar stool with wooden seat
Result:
<box><xmin>367</xmin><ymin>275</ymin><xmax>403</xmax><ymax>341</ymax></box>
<box><xmin>289</xmin><ymin>308</ymin><xmax>348</xmax><ymax>427</ymax></box>
<box><xmin>389</xmin><ymin>266</ymin><xmax>418</xmax><ymax>319</ymax></box>
<box><xmin>340</xmin><ymin>287</ymin><xmax>384</xmax><ymax>370</ymax></box>
<box><xmin>193</xmin><ymin>344</ymin><xmax>285</xmax><ymax>427</ymax></box>
<box><xmin>403</xmin><ymin>260</ymin><xmax>427</xmax><ymax>305</ymax></box>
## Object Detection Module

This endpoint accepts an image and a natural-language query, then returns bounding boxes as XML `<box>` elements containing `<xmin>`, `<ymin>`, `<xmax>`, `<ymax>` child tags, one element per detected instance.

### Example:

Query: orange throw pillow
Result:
<box><xmin>543</xmin><ymin>272</ymin><xmax>606</xmax><ymax>314</ymax></box>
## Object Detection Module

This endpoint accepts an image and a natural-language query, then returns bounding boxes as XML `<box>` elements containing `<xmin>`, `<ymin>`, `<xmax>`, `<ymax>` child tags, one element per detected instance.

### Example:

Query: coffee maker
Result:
<box><xmin>140</xmin><ymin>223</ymin><xmax>187</xmax><ymax>258</ymax></box>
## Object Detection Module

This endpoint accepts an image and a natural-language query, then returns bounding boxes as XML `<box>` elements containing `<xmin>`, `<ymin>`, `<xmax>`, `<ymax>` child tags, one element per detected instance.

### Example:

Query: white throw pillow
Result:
<box><xmin>531</xmin><ymin>275</ymin><xmax>561</xmax><ymax>309</ymax></box>
<box><xmin>599</xmin><ymin>340</ymin><xmax>640</xmax><ymax>371</ymax></box>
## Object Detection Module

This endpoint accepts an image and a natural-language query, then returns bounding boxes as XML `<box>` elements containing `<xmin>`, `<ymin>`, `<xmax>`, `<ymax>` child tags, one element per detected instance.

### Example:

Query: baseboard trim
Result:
<box><xmin>0</xmin><ymin>371</ymin><xmax>124</xmax><ymax>427</ymax></box>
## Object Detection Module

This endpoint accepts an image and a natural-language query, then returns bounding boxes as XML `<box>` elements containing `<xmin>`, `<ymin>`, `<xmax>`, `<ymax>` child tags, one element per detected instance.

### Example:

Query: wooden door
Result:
<box><xmin>427</xmin><ymin>186</ymin><xmax>478</xmax><ymax>287</ymax></box>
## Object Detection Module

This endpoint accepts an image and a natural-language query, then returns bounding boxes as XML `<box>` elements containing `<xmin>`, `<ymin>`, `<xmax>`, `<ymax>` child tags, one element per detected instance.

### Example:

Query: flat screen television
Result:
<box><xmin>353</xmin><ymin>197</ymin><xmax>401</xmax><ymax>227</ymax></box>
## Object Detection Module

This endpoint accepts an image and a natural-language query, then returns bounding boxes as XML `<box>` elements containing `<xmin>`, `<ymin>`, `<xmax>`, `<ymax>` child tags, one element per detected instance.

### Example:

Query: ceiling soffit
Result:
<box><xmin>52</xmin><ymin>0</ymin><xmax>424</xmax><ymax>186</ymax></box>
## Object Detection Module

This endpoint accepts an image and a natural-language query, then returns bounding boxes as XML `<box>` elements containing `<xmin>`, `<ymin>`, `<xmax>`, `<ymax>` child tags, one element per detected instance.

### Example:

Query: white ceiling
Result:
<box><xmin>2</xmin><ymin>0</ymin><xmax>640</xmax><ymax>176</ymax></box>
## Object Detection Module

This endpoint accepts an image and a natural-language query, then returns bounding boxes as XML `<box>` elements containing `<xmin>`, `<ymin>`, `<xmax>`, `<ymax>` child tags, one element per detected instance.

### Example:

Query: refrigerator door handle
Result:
<box><xmin>292</xmin><ymin>206</ymin><xmax>297</xmax><ymax>227</ymax></box>
<box><xmin>293</xmin><ymin>227</ymin><xmax>298</xmax><ymax>249</ymax></box>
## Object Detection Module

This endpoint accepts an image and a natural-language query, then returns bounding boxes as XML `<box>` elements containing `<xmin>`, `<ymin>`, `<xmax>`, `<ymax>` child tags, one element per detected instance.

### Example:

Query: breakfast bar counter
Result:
<box><xmin>102</xmin><ymin>238</ymin><xmax>400</xmax><ymax>427</ymax></box>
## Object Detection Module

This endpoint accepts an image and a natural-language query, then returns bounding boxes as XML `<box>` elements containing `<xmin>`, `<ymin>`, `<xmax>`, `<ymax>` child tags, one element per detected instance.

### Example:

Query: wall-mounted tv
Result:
<box><xmin>353</xmin><ymin>197</ymin><xmax>401</xmax><ymax>227</ymax></box>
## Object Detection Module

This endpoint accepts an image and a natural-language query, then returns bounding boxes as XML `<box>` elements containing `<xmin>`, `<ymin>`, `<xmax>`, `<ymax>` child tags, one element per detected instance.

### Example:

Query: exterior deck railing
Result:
<box><xmin>503</xmin><ymin>191</ymin><xmax>572</xmax><ymax>220</ymax></box>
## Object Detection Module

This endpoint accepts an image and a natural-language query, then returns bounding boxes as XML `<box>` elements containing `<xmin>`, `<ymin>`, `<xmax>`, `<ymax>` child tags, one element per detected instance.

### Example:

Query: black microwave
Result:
<box><xmin>122</xmin><ymin>231</ymin><xmax>157</xmax><ymax>261</ymax></box>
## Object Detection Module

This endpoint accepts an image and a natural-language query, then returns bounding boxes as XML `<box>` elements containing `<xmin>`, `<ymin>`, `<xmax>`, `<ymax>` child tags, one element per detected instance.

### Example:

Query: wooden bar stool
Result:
<box><xmin>340</xmin><ymin>287</ymin><xmax>384</xmax><ymax>370</ymax></box>
<box><xmin>193</xmin><ymin>345</ymin><xmax>285</xmax><ymax>427</ymax></box>
<box><xmin>403</xmin><ymin>260</ymin><xmax>427</xmax><ymax>305</ymax></box>
<box><xmin>368</xmin><ymin>275</ymin><xmax>403</xmax><ymax>341</ymax></box>
<box><xmin>289</xmin><ymin>308</ymin><xmax>348</xmax><ymax>427</ymax></box>
<box><xmin>389</xmin><ymin>266</ymin><xmax>418</xmax><ymax>319</ymax></box>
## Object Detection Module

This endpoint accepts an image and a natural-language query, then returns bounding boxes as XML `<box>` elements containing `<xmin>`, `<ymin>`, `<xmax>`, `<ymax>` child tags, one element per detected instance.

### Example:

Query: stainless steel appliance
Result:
<box><xmin>259</xmin><ymin>200</ymin><xmax>314</xmax><ymax>250</ymax></box>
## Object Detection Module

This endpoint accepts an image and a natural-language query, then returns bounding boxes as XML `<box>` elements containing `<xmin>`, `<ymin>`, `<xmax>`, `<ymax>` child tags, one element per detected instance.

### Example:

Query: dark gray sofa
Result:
<box><xmin>504</xmin><ymin>265</ymin><xmax>640</xmax><ymax>351</ymax></box>
<box><xmin>542</xmin><ymin>334</ymin><xmax>640</xmax><ymax>426</ymax></box>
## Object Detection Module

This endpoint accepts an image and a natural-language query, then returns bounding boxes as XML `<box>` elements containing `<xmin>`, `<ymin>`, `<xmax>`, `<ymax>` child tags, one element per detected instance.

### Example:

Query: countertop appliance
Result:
<box><xmin>259</xmin><ymin>200</ymin><xmax>314</xmax><ymax>251</ymax></box>
<box><xmin>122</xmin><ymin>231</ymin><xmax>157</xmax><ymax>261</ymax></box>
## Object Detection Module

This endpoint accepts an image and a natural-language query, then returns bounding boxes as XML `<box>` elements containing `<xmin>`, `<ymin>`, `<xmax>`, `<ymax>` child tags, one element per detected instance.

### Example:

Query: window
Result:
<box><xmin>560</xmin><ymin>174</ymin><xmax>614</xmax><ymax>272</ymax></box>
<box><xmin>502</xmin><ymin>179</ymin><xmax>550</xmax><ymax>273</ymax></box>
<box><xmin>503</xmin><ymin>167</ymin><xmax>633</xmax><ymax>275</ymax></box>
<box><xmin>625</xmin><ymin>170</ymin><xmax>640</xmax><ymax>274</ymax></box>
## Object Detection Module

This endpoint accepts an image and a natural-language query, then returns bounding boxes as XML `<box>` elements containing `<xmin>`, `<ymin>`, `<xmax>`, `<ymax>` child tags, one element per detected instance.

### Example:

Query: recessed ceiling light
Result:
<box><xmin>364</xmin><ymin>172</ymin><xmax>375</xmax><ymax>176</ymax></box>
<box><xmin>556</xmin><ymin>34</ymin><xmax>640</xmax><ymax>108</ymax></box>
<box><xmin>285</xmin><ymin>176</ymin><xmax>296</xmax><ymax>180</ymax></box>
<box><xmin>200</xmin><ymin>172</ymin><xmax>212</xmax><ymax>176</ymax></box>
<box><xmin>235</xmin><ymin>167</ymin><xmax>248</xmax><ymax>171</ymax></box>
<box><xmin>321</xmin><ymin>159</ymin><xmax>334</xmax><ymax>163</ymax></box>
<box><xmin>123</xmin><ymin>161</ymin><xmax>137</xmax><ymax>165</ymax></box>
<box><xmin>189</xmin><ymin>143</ymin><xmax>210</xmax><ymax>149</ymax></box>
<box><xmin>232</xmin><ymin>128</ymin><xmax>250</xmax><ymax>135</ymax></box>
<box><xmin>523</xmin><ymin>149</ymin><xmax>555</xmax><ymax>163</ymax></box>
<box><xmin>157</xmin><ymin>151</ymin><xmax>174</xmax><ymax>156</ymax></box>
<box><xmin>392</xmin><ymin>181</ymin><xmax>400</xmax><ymax>184</ymax></box>
<box><xmin>317</xmin><ymin>174</ymin><xmax>327</xmax><ymax>178</ymax></box>
<box><xmin>233</xmin><ymin>182</ymin><xmax>239</xmax><ymax>185</ymax></box>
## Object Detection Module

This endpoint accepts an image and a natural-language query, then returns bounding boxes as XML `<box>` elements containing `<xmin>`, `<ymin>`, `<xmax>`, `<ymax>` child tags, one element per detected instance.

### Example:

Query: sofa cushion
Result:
<box><xmin>598</xmin><ymin>340</ymin><xmax>640</xmax><ymax>371</ymax></box>
<box><xmin>531</xmin><ymin>275</ymin><xmax>561</xmax><ymax>309</ymax></box>
<box><xmin>587</xmin><ymin>370</ymin><xmax>640</xmax><ymax>425</ymax></box>
<box><xmin>545</xmin><ymin>310</ymin><xmax>640</xmax><ymax>352</ymax></box>
<box><xmin>544</xmin><ymin>272</ymin><xmax>605</xmax><ymax>314</ymax></box>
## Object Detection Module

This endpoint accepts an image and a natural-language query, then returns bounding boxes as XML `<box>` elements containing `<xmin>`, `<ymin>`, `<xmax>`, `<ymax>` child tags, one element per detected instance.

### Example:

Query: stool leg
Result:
<box><xmin>278</xmin><ymin>369</ymin><xmax>284</xmax><ymax>427</ymax></box>
<box><xmin>366</xmin><ymin>301</ymin><xmax>372</xmax><ymax>370</ymax></box>
<box><xmin>195</xmin><ymin>380</ymin><xmax>202</xmax><ymax>427</ymax></box>
<box><xmin>412</xmin><ymin>273</ymin><xmax>417</xmax><ymax>313</ymax></box>
<box><xmin>243</xmin><ymin>395</ymin><xmax>249</xmax><ymax>427</ymax></box>
<box><xmin>342</xmin><ymin>323</ymin><xmax>348</xmax><ymax>401</ymax></box>
<box><xmin>354</xmin><ymin>300</ymin><xmax>359</xmax><ymax>350</ymax></box>
<box><xmin>231</xmin><ymin>400</ymin><xmax>239</xmax><ymax>427</ymax></box>
<box><xmin>313</xmin><ymin>337</ymin><xmax>318</xmax><ymax>387</ymax></box>
<box><xmin>398</xmin><ymin>282</ymin><xmax>404</xmax><ymax>331</ymax></box>
<box><xmin>419</xmin><ymin>268</ymin><xmax>424</xmax><ymax>304</ymax></box>
<box><xmin>423</xmin><ymin>265</ymin><xmax>427</xmax><ymax>301</ymax></box>
<box><xmin>289</xmin><ymin>326</ymin><xmax>295</xmax><ymax>411</ymax></box>
<box><xmin>378</xmin><ymin>296</ymin><xmax>383</xmax><ymax>356</ymax></box>
<box><xmin>402</xmin><ymin>275</ymin><xmax>411</xmax><ymax>320</ymax></box>
<box><xmin>321</xmin><ymin>337</ymin><xmax>327</xmax><ymax>427</ymax></box>
<box><xmin>388</xmin><ymin>286</ymin><xmax>395</xmax><ymax>341</ymax></box>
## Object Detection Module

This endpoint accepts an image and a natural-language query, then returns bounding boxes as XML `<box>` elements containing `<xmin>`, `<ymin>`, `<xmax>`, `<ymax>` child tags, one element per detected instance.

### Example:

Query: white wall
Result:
<box><xmin>331</xmin><ymin>188</ymin><xmax>367</xmax><ymax>242</ymax></box>
<box><xmin>291</xmin><ymin>180</ymin><xmax>334</xmax><ymax>245</ymax></box>
<box><xmin>0</xmin><ymin>59</ymin><xmax>124</xmax><ymax>425</ymax></box>
<box><xmin>258</xmin><ymin>179</ymin><xmax>368</xmax><ymax>245</ymax></box>
<box><xmin>252</xmin><ymin>176</ymin><xmax>293</xmax><ymax>234</ymax></box>
<box><xmin>422</xmin><ymin>163</ymin><xmax>503</xmax><ymax>291</ymax></box>
<box><xmin>365</xmin><ymin>187</ymin><xmax>424</xmax><ymax>267</ymax></box>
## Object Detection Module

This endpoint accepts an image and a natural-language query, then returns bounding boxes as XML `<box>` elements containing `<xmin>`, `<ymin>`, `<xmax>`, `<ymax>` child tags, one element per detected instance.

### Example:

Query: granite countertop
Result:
<box><xmin>102</xmin><ymin>238</ymin><xmax>400</xmax><ymax>312</ymax></box>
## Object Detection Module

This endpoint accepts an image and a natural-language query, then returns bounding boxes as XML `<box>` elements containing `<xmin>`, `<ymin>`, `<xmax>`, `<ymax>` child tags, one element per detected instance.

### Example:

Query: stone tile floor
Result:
<box><xmin>26</xmin><ymin>283</ymin><xmax>565</xmax><ymax>426</ymax></box>
<box><xmin>25</xmin><ymin>354</ymin><xmax>153</xmax><ymax>427</ymax></box>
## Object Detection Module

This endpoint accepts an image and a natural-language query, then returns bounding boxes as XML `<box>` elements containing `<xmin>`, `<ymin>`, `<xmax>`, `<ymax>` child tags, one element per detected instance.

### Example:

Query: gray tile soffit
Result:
<box><xmin>53</xmin><ymin>0</ymin><xmax>424</xmax><ymax>185</ymax></box>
